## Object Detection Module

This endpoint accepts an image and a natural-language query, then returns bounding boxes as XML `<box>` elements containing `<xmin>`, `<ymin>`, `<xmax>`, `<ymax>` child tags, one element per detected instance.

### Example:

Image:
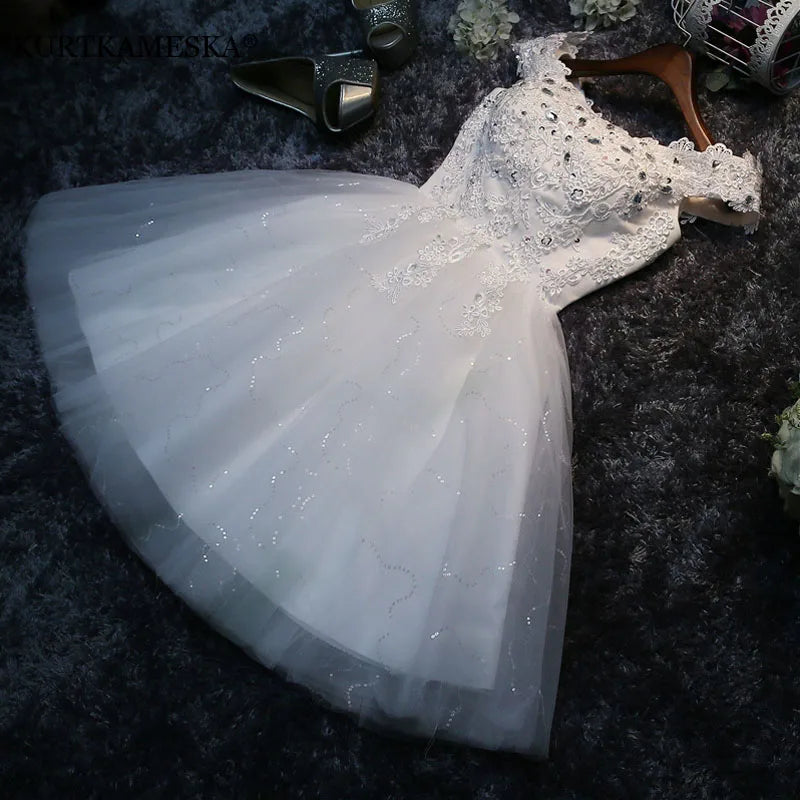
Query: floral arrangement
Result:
<box><xmin>569</xmin><ymin>0</ymin><xmax>640</xmax><ymax>30</ymax></box>
<box><xmin>763</xmin><ymin>379</ymin><xmax>800</xmax><ymax>523</ymax></box>
<box><xmin>448</xmin><ymin>0</ymin><xmax>520</xmax><ymax>61</ymax></box>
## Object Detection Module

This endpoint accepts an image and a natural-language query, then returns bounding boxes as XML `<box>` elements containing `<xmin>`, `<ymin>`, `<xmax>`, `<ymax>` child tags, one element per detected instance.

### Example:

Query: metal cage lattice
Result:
<box><xmin>672</xmin><ymin>0</ymin><xmax>800</xmax><ymax>93</ymax></box>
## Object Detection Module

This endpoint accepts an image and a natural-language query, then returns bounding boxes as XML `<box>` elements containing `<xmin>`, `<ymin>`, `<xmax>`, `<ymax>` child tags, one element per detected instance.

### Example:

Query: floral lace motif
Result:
<box><xmin>458</xmin><ymin>284</ymin><xmax>505</xmax><ymax>338</ymax></box>
<box><xmin>666</xmin><ymin>137</ymin><xmax>761</xmax><ymax>213</ymax></box>
<box><xmin>540</xmin><ymin>212</ymin><xmax>676</xmax><ymax>298</ymax></box>
<box><xmin>361</xmin><ymin>203</ymin><xmax>453</xmax><ymax>245</ymax></box>
<box><xmin>364</xmin><ymin>32</ymin><xmax>762</xmax><ymax>336</ymax></box>
<box><xmin>370</xmin><ymin>229</ymin><xmax>486</xmax><ymax>302</ymax></box>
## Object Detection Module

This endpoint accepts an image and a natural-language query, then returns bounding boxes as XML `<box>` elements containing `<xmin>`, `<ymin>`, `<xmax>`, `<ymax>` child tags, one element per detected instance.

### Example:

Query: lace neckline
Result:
<box><xmin>521</xmin><ymin>32</ymin><xmax>756</xmax><ymax>167</ymax></box>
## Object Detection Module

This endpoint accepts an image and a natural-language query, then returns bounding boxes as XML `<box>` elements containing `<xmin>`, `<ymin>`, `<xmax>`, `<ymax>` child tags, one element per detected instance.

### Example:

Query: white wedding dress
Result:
<box><xmin>24</xmin><ymin>33</ymin><xmax>761</xmax><ymax>755</ymax></box>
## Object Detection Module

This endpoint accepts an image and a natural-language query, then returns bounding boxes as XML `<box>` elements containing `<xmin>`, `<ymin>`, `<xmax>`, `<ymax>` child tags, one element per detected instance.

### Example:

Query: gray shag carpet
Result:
<box><xmin>2</xmin><ymin>1</ymin><xmax>799</xmax><ymax>797</ymax></box>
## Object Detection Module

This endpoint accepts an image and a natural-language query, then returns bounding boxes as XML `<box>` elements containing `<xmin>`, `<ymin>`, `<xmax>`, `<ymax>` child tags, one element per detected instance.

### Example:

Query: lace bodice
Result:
<box><xmin>364</xmin><ymin>32</ymin><xmax>762</xmax><ymax>334</ymax></box>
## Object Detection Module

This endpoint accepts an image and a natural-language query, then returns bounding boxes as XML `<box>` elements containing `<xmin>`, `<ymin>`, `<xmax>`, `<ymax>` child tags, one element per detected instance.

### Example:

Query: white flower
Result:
<box><xmin>448</xmin><ymin>0</ymin><xmax>520</xmax><ymax>62</ymax></box>
<box><xmin>764</xmin><ymin>382</ymin><xmax>800</xmax><ymax>523</ymax></box>
<box><xmin>569</xmin><ymin>0</ymin><xmax>640</xmax><ymax>31</ymax></box>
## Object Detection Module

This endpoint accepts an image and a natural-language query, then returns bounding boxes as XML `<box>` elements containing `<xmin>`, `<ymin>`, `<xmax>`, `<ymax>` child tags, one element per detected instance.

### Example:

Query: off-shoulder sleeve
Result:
<box><xmin>667</xmin><ymin>138</ymin><xmax>762</xmax><ymax>220</ymax></box>
<box><xmin>512</xmin><ymin>32</ymin><xmax>589</xmax><ymax>80</ymax></box>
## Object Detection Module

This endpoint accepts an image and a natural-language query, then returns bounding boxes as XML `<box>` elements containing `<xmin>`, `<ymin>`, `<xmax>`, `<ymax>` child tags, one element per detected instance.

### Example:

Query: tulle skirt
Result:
<box><xmin>25</xmin><ymin>169</ymin><xmax>574</xmax><ymax>755</ymax></box>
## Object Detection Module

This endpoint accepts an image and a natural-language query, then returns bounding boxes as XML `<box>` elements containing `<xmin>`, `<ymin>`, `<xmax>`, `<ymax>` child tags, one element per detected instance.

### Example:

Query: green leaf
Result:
<box><xmin>704</xmin><ymin>69</ymin><xmax>730</xmax><ymax>92</ymax></box>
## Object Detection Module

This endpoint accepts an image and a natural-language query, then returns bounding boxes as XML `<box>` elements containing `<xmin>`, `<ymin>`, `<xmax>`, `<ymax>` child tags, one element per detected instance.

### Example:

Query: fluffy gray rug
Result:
<box><xmin>2</xmin><ymin>0</ymin><xmax>799</xmax><ymax>797</ymax></box>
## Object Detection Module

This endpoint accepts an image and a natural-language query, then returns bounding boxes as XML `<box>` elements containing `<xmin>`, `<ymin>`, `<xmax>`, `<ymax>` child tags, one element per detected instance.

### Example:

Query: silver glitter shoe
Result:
<box><xmin>230</xmin><ymin>52</ymin><xmax>380</xmax><ymax>133</ymax></box>
<box><xmin>350</xmin><ymin>0</ymin><xmax>418</xmax><ymax>70</ymax></box>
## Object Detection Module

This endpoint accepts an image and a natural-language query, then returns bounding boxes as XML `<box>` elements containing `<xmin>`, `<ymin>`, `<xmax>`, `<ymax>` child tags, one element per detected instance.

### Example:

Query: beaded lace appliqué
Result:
<box><xmin>362</xmin><ymin>32</ymin><xmax>762</xmax><ymax>336</ymax></box>
<box><xmin>540</xmin><ymin>212</ymin><xmax>676</xmax><ymax>298</ymax></box>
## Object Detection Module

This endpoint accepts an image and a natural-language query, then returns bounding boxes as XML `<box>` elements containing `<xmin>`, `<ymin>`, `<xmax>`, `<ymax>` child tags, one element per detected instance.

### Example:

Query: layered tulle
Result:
<box><xmin>26</xmin><ymin>169</ymin><xmax>573</xmax><ymax>755</ymax></box>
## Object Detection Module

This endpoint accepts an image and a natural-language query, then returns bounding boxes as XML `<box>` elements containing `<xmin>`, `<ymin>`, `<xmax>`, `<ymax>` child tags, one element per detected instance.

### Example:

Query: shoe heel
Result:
<box><xmin>231</xmin><ymin>53</ymin><xmax>379</xmax><ymax>134</ymax></box>
<box><xmin>350</xmin><ymin>0</ymin><xmax>418</xmax><ymax>70</ymax></box>
<box><xmin>315</xmin><ymin>54</ymin><xmax>380</xmax><ymax>132</ymax></box>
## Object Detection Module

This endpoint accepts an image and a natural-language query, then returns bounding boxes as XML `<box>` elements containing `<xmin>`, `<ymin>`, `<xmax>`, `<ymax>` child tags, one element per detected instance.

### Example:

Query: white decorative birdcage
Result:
<box><xmin>672</xmin><ymin>0</ymin><xmax>800</xmax><ymax>93</ymax></box>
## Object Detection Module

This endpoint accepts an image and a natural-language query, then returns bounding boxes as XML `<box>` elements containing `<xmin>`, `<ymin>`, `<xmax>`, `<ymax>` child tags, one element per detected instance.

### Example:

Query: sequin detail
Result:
<box><xmin>363</xmin><ymin>31</ymin><xmax>762</xmax><ymax>335</ymax></box>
